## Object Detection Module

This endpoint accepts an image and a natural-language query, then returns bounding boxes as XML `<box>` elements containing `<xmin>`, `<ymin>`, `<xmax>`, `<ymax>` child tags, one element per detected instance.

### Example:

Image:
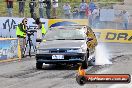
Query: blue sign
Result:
<box><xmin>0</xmin><ymin>39</ymin><xmax>18</xmax><ymax>60</ymax></box>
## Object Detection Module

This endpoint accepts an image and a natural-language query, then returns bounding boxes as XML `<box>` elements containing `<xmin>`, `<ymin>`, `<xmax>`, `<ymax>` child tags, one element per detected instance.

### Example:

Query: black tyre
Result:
<box><xmin>76</xmin><ymin>75</ymin><xmax>86</xmax><ymax>85</ymax></box>
<box><xmin>82</xmin><ymin>55</ymin><xmax>88</xmax><ymax>69</ymax></box>
<box><xmin>88</xmin><ymin>56</ymin><xmax>95</xmax><ymax>66</ymax></box>
<box><xmin>36</xmin><ymin>62</ymin><xmax>43</xmax><ymax>69</ymax></box>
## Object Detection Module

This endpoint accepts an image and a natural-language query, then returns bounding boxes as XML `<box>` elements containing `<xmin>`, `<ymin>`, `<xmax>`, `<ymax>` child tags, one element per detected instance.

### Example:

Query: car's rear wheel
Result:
<box><xmin>82</xmin><ymin>55</ymin><xmax>88</xmax><ymax>69</ymax></box>
<box><xmin>36</xmin><ymin>62</ymin><xmax>43</xmax><ymax>69</ymax></box>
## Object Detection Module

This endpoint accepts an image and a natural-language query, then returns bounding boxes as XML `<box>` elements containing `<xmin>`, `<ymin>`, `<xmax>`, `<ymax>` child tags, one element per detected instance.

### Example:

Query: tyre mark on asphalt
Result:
<box><xmin>39</xmin><ymin>70</ymin><xmax>75</xmax><ymax>79</ymax></box>
<box><xmin>0</xmin><ymin>68</ymin><xmax>76</xmax><ymax>79</ymax></box>
<box><xmin>62</xmin><ymin>72</ymin><xmax>76</xmax><ymax>79</ymax></box>
<box><xmin>0</xmin><ymin>67</ymin><xmax>41</xmax><ymax>78</ymax></box>
<box><xmin>0</xmin><ymin>65</ymin><xmax>57</xmax><ymax>78</ymax></box>
<box><xmin>0</xmin><ymin>56</ymin><xmax>36</xmax><ymax>67</ymax></box>
<box><xmin>86</xmin><ymin>55</ymin><xmax>125</xmax><ymax>74</ymax></box>
<box><xmin>0</xmin><ymin>55</ymin><xmax>127</xmax><ymax>79</ymax></box>
<box><xmin>21</xmin><ymin>65</ymin><xmax>78</xmax><ymax>79</ymax></box>
<box><xmin>112</xmin><ymin>55</ymin><xmax>131</xmax><ymax>63</ymax></box>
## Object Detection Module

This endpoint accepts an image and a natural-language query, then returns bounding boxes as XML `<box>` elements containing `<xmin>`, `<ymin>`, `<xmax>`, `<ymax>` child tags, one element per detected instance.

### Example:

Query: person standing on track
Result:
<box><xmin>16</xmin><ymin>18</ymin><xmax>28</xmax><ymax>57</ymax></box>
<box><xmin>35</xmin><ymin>18</ymin><xmax>47</xmax><ymax>39</ymax></box>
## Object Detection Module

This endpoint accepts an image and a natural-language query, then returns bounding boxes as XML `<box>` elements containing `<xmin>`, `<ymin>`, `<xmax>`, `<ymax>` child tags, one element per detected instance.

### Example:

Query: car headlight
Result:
<box><xmin>81</xmin><ymin>43</ymin><xmax>87</xmax><ymax>52</ymax></box>
<box><xmin>67</xmin><ymin>49</ymin><xmax>83</xmax><ymax>53</ymax></box>
<box><xmin>36</xmin><ymin>49</ymin><xmax>49</xmax><ymax>54</ymax></box>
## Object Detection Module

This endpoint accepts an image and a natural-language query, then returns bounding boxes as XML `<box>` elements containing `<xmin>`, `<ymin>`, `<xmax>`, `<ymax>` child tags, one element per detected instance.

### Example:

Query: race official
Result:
<box><xmin>16</xmin><ymin>18</ymin><xmax>27</xmax><ymax>57</ymax></box>
<box><xmin>35</xmin><ymin>18</ymin><xmax>47</xmax><ymax>39</ymax></box>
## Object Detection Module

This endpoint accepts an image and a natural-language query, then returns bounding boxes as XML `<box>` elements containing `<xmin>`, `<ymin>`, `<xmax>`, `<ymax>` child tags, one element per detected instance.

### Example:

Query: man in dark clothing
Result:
<box><xmin>17</xmin><ymin>0</ymin><xmax>26</xmax><ymax>17</ymax></box>
<box><xmin>89</xmin><ymin>0</ymin><xmax>96</xmax><ymax>13</ymax></box>
<box><xmin>29</xmin><ymin>0</ymin><xmax>37</xmax><ymax>18</ymax></box>
<box><xmin>6</xmin><ymin>0</ymin><xmax>13</xmax><ymax>17</ymax></box>
<box><xmin>73</xmin><ymin>6</ymin><xmax>79</xmax><ymax>19</ymax></box>
<box><xmin>43</xmin><ymin>0</ymin><xmax>51</xmax><ymax>19</ymax></box>
<box><xmin>35</xmin><ymin>18</ymin><xmax>47</xmax><ymax>39</ymax></box>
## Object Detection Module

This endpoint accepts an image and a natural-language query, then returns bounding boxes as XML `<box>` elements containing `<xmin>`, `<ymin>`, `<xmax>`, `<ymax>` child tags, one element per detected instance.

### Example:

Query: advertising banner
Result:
<box><xmin>0</xmin><ymin>17</ymin><xmax>48</xmax><ymax>38</ymax></box>
<box><xmin>0</xmin><ymin>38</ymin><xmax>20</xmax><ymax>62</ymax></box>
<box><xmin>1</xmin><ymin>17</ymin><xmax>132</xmax><ymax>43</ymax></box>
<box><xmin>48</xmin><ymin>19</ymin><xmax>88</xmax><ymax>28</ymax></box>
<box><xmin>100</xmin><ymin>9</ymin><xmax>115</xmax><ymax>21</ymax></box>
<box><xmin>93</xmin><ymin>29</ymin><xmax>132</xmax><ymax>43</ymax></box>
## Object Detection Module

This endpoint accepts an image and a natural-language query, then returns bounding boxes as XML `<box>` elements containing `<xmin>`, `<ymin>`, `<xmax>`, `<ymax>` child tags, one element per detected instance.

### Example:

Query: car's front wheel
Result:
<box><xmin>36</xmin><ymin>62</ymin><xmax>43</xmax><ymax>69</ymax></box>
<box><xmin>82</xmin><ymin>55</ymin><xmax>88</xmax><ymax>69</ymax></box>
<box><xmin>88</xmin><ymin>56</ymin><xmax>95</xmax><ymax>66</ymax></box>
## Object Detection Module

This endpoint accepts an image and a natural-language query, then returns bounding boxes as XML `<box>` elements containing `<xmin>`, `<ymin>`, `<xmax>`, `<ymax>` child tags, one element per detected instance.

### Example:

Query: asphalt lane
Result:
<box><xmin>0</xmin><ymin>43</ymin><xmax>132</xmax><ymax>88</ymax></box>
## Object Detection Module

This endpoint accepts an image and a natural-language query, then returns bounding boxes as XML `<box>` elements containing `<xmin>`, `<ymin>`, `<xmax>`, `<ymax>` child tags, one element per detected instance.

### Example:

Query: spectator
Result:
<box><xmin>91</xmin><ymin>6</ymin><xmax>100</xmax><ymax>28</ymax></box>
<box><xmin>39</xmin><ymin>0</ymin><xmax>44</xmax><ymax>18</ymax></box>
<box><xmin>63</xmin><ymin>2</ymin><xmax>71</xmax><ymax>19</ymax></box>
<box><xmin>79</xmin><ymin>0</ymin><xmax>87</xmax><ymax>19</ymax></box>
<box><xmin>52</xmin><ymin>0</ymin><xmax>58</xmax><ymax>18</ymax></box>
<box><xmin>121</xmin><ymin>10</ymin><xmax>129</xmax><ymax>30</ymax></box>
<box><xmin>89</xmin><ymin>0</ymin><xmax>96</xmax><ymax>13</ymax></box>
<box><xmin>88</xmin><ymin>13</ymin><xmax>92</xmax><ymax>28</ymax></box>
<box><xmin>72</xmin><ymin>6</ymin><xmax>79</xmax><ymax>19</ymax></box>
<box><xmin>43</xmin><ymin>0</ymin><xmax>51</xmax><ymax>19</ymax></box>
<box><xmin>29</xmin><ymin>0</ymin><xmax>36</xmax><ymax>18</ymax></box>
<box><xmin>86</xmin><ymin>7</ymin><xmax>92</xmax><ymax>27</ymax></box>
<box><xmin>6</xmin><ymin>0</ymin><xmax>13</xmax><ymax>17</ymax></box>
<box><xmin>17</xmin><ymin>0</ymin><xmax>26</xmax><ymax>17</ymax></box>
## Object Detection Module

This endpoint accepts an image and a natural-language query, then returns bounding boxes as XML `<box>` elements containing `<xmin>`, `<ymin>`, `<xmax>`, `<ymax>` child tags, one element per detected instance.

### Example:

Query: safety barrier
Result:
<box><xmin>0</xmin><ymin>38</ymin><xmax>21</xmax><ymax>62</ymax></box>
<box><xmin>93</xmin><ymin>29</ymin><xmax>132</xmax><ymax>43</ymax></box>
<box><xmin>0</xmin><ymin>17</ymin><xmax>132</xmax><ymax>44</ymax></box>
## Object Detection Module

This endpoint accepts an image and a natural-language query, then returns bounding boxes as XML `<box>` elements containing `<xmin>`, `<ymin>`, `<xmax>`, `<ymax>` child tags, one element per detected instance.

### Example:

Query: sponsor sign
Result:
<box><xmin>48</xmin><ymin>19</ymin><xmax>88</xmax><ymax>28</ymax></box>
<box><xmin>100</xmin><ymin>9</ymin><xmax>115</xmax><ymax>21</ymax></box>
<box><xmin>93</xmin><ymin>29</ymin><xmax>132</xmax><ymax>43</ymax></box>
<box><xmin>0</xmin><ymin>17</ymin><xmax>48</xmax><ymax>38</ymax></box>
<box><xmin>0</xmin><ymin>38</ymin><xmax>19</xmax><ymax>61</ymax></box>
<box><xmin>0</xmin><ymin>17</ymin><xmax>132</xmax><ymax>43</ymax></box>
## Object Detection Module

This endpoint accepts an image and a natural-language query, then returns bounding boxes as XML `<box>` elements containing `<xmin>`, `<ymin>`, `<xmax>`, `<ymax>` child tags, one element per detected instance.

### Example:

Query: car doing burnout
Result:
<box><xmin>36</xmin><ymin>25</ymin><xmax>97</xmax><ymax>69</ymax></box>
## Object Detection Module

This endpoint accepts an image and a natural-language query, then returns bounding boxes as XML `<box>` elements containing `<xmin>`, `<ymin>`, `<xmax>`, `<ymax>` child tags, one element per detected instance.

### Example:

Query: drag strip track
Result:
<box><xmin>0</xmin><ymin>43</ymin><xmax>132</xmax><ymax>88</ymax></box>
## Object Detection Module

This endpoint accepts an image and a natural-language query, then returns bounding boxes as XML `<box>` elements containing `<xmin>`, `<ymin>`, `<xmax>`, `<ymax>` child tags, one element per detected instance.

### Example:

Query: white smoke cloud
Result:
<box><xmin>95</xmin><ymin>43</ymin><xmax>112</xmax><ymax>65</ymax></box>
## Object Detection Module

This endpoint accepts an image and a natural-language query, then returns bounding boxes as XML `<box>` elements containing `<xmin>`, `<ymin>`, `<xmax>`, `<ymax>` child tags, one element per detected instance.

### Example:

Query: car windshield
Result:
<box><xmin>44</xmin><ymin>29</ymin><xmax>86</xmax><ymax>40</ymax></box>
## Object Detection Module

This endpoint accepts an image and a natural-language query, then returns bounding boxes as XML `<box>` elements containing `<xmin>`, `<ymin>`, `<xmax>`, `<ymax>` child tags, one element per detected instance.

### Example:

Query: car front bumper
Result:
<box><xmin>36</xmin><ymin>53</ymin><xmax>86</xmax><ymax>64</ymax></box>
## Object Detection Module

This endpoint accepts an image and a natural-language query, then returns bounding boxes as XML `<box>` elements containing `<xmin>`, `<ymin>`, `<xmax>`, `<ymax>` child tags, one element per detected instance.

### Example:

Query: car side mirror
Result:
<box><xmin>36</xmin><ymin>39</ymin><xmax>42</xmax><ymax>42</ymax></box>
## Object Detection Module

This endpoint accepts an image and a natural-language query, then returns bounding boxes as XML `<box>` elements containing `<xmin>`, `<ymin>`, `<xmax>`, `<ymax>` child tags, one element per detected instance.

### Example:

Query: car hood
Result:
<box><xmin>39</xmin><ymin>40</ymin><xmax>86</xmax><ymax>49</ymax></box>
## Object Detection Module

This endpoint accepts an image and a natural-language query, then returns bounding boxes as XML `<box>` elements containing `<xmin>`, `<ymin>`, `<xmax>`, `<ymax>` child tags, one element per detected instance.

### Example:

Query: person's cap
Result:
<box><xmin>35</xmin><ymin>18</ymin><xmax>41</xmax><ymax>25</ymax></box>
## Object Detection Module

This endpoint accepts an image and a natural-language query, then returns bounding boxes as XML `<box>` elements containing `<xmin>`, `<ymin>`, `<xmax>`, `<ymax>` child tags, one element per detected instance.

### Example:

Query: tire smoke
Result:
<box><xmin>95</xmin><ymin>43</ymin><xmax>112</xmax><ymax>65</ymax></box>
